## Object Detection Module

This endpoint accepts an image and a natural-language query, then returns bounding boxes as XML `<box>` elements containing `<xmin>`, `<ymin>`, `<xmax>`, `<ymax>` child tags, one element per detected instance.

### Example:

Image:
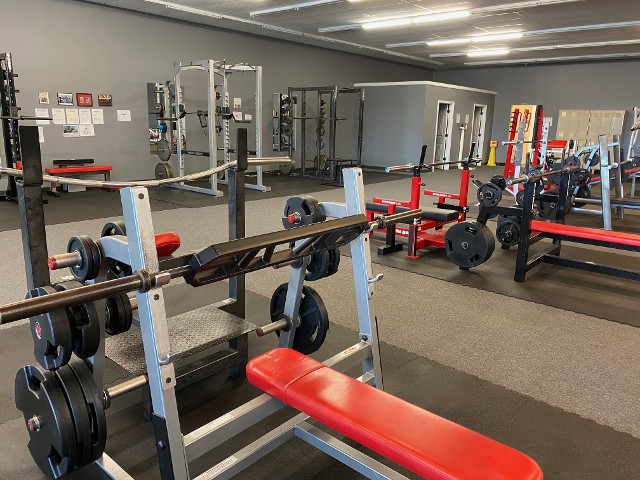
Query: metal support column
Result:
<box><xmin>612</xmin><ymin>134</ymin><xmax>624</xmax><ymax>219</ymax></box>
<box><xmin>16</xmin><ymin>126</ymin><xmax>50</xmax><ymax>289</ymax></box>
<box><xmin>599</xmin><ymin>135</ymin><xmax>613</xmax><ymax>230</ymax></box>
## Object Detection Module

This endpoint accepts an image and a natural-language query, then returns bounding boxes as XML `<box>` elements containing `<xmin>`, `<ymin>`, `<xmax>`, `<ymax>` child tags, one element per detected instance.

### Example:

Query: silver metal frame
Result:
<box><xmin>172</xmin><ymin>60</ymin><xmax>268</xmax><ymax>196</ymax></box>
<box><xmin>96</xmin><ymin>168</ymin><xmax>397</xmax><ymax>479</ymax></box>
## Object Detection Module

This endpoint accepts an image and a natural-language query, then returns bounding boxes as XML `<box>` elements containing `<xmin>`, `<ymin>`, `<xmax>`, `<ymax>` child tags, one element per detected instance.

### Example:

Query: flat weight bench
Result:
<box><xmin>44</xmin><ymin>165</ymin><xmax>113</xmax><ymax>196</ymax></box>
<box><xmin>248</xmin><ymin>348</ymin><xmax>543</xmax><ymax>480</ymax></box>
<box><xmin>515</xmin><ymin>219</ymin><xmax>640</xmax><ymax>282</ymax></box>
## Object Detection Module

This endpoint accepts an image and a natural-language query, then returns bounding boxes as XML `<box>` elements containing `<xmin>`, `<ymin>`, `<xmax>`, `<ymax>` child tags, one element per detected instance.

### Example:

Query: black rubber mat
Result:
<box><xmin>363</xmin><ymin>213</ymin><xmax>640</xmax><ymax>328</ymax></box>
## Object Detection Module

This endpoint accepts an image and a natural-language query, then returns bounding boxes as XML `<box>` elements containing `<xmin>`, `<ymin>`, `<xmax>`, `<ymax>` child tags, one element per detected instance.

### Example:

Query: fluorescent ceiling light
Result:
<box><xmin>362</xmin><ymin>18</ymin><xmax>412</xmax><ymax>29</ymax></box>
<box><xmin>464</xmin><ymin>52</ymin><xmax>640</xmax><ymax>66</ymax></box>
<box><xmin>427</xmin><ymin>38</ymin><xmax>471</xmax><ymax>46</ymax></box>
<box><xmin>250</xmin><ymin>0</ymin><xmax>341</xmax><ymax>17</ymax></box>
<box><xmin>412</xmin><ymin>10</ymin><xmax>471</xmax><ymax>24</ymax></box>
<box><xmin>319</xmin><ymin>0</ymin><xmax>581</xmax><ymax>32</ymax></box>
<box><xmin>362</xmin><ymin>9</ymin><xmax>469</xmax><ymax>30</ymax></box>
<box><xmin>140</xmin><ymin>0</ymin><xmax>443</xmax><ymax>66</ymax></box>
<box><xmin>472</xmin><ymin>32</ymin><xmax>523</xmax><ymax>43</ymax></box>
<box><xmin>467</xmin><ymin>49</ymin><xmax>510</xmax><ymax>57</ymax></box>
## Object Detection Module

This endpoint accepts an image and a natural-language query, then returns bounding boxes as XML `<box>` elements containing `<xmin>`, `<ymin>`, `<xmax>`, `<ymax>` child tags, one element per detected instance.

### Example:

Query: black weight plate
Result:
<box><xmin>573</xmin><ymin>185</ymin><xmax>591</xmax><ymax>208</ymax></box>
<box><xmin>155</xmin><ymin>162</ymin><xmax>173</xmax><ymax>180</ymax></box>
<box><xmin>279</xmin><ymin>159</ymin><xmax>293</xmax><ymax>175</ymax></box>
<box><xmin>322</xmin><ymin>225</ymin><xmax>363</xmax><ymax>250</ymax></box>
<box><xmin>282</xmin><ymin>195</ymin><xmax>325</xmax><ymax>229</ymax></box>
<box><xmin>305</xmin><ymin>251</ymin><xmax>330</xmax><ymax>281</ymax></box>
<box><xmin>101</xmin><ymin>221</ymin><xmax>126</xmax><ymax>237</ymax></box>
<box><xmin>101</xmin><ymin>222</ymin><xmax>132</xmax><ymax>278</ymax></box>
<box><xmin>67</xmin><ymin>236</ymin><xmax>100</xmax><ymax>282</ymax></box>
<box><xmin>157</xmin><ymin>138</ymin><xmax>172</xmax><ymax>162</ymax></box>
<box><xmin>495</xmin><ymin>218</ymin><xmax>520</xmax><ymax>248</ymax></box>
<box><xmin>537</xmin><ymin>189</ymin><xmax>559</xmax><ymax>219</ymax></box>
<box><xmin>326</xmin><ymin>248</ymin><xmax>341</xmax><ymax>277</ymax></box>
<box><xmin>67</xmin><ymin>358</ymin><xmax>107</xmax><ymax>464</ymax></box>
<box><xmin>27</xmin><ymin>286</ymin><xmax>73</xmax><ymax>370</ymax></box>
<box><xmin>55</xmin><ymin>366</ymin><xmax>93</xmax><ymax>468</ymax></box>
<box><xmin>270</xmin><ymin>283</ymin><xmax>329</xmax><ymax>354</ymax></box>
<box><xmin>562</xmin><ymin>155</ymin><xmax>581</xmax><ymax>168</ymax></box>
<box><xmin>54</xmin><ymin>282</ymin><xmax>100</xmax><ymax>359</ymax></box>
<box><xmin>105</xmin><ymin>293</ymin><xmax>133</xmax><ymax>335</ymax></box>
<box><xmin>444</xmin><ymin>221</ymin><xmax>495</xmax><ymax>269</ymax></box>
<box><xmin>15</xmin><ymin>364</ymin><xmax>76</xmax><ymax>478</ymax></box>
<box><xmin>477</xmin><ymin>182</ymin><xmax>502</xmax><ymax>207</ymax></box>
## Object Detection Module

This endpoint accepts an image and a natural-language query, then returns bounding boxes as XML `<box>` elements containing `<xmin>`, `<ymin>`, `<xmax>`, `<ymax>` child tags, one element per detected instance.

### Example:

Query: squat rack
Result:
<box><xmin>287</xmin><ymin>85</ymin><xmax>364</xmax><ymax>185</ymax></box>
<box><xmin>171</xmin><ymin>60</ymin><xmax>268</xmax><ymax>195</ymax></box>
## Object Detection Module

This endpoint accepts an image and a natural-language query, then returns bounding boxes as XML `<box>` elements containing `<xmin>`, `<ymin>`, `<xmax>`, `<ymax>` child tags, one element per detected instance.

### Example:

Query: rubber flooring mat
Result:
<box><xmin>362</xmin><ymin>229</ymin><xmax>640</xmax><ymax>328</ymax></box>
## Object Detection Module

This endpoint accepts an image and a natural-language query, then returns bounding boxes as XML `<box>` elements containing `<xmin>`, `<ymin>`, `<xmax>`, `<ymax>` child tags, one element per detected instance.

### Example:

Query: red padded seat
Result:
<box><xmin>45</xmin><ymin>166</ymin><xmax>112</xmax><ymax>174</ymax></box>
<box><xmin>247</xmin><ymin>348</ymin><xmax>543</xmax><ymax>480</ymax></box>
<box><xmin>530</xmin><ymin>220</ymin><xmax>640</xmax><ymax>248</ymax></box>
<box><xmin>154</xmin><ymin>232</ymin><xmax>180</xmax><ymax>257</ymax></box>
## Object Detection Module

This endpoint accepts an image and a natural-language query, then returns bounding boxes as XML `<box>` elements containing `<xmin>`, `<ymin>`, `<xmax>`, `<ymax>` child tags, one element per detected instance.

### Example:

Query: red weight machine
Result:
<box><xmin>366</xmin><ymin>144</ymin><xmax>477</xmax><ymax>258</ymax></box>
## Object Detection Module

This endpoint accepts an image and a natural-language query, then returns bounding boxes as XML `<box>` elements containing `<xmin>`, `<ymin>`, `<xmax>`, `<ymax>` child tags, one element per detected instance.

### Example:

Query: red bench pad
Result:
<box><xmin>531</xmin><ymin>220</ymin><xmax>640</xmax><ymax>247</ymax></box>
<box><xmin>45</xmin><ymin>166</ymin><xmax>112</xmax><ymax>174</ymax></box>
<box><xmin>155</xmin><ymin>232</ymin><xmax>181</xmax><ymax>257</ymax></box>
<box><xmin>247</xmin><ymin>349</ymin><xmax>542</xmax><ymax>480</ymax></box>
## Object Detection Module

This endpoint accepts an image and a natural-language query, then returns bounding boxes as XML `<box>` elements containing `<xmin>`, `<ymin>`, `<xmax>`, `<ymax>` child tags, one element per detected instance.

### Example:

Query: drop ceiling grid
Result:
<box><xmin>84</xmin><ymin>0</ymin><xmax>640</xmax><ymax>67</ymax></box>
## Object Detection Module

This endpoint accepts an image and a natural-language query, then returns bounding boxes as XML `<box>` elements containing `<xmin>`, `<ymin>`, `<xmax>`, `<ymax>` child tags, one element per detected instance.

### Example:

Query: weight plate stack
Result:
<box><xmin>105</xmin><ymin>293</ymin><xmax>133</xmax><ymax>335</ymax></box>
<box><xmin>67</xmin><ymin>236</ymin><xmax>101</xmax><ymax>283</ymax></box>
<box><xmin>477</xmin><ymin>182</ymin><xmax>503</xmax><ymax>207</ymax></box>
<box><xmin>27</xmin><ymin>286</ymin><xmax>73</xmax><ymax>370</ymax></box>
<box><xmin>53</xmin><ymin>281</ymin><xmax>100</xmax><ymax>359</ymax></box>
<box><xmin>155</xmin><ymin>162</ymin><xmax>173</xmax><ymax>180</ymax></box>
<box><xmin>444</xmin><ymin>221</ymin><xmax>495</xmax><ymax>269</ymax></box>
<box><xmin>270</xmin><ymin>283</ymin><xmax>330</xmax><ymax>354</ymax></box>
<box><xmin>101</xmin><ymin>221</ymin><xmax>132</xmax><ymax>278</ymax></box>
<box><xmin>282</xmin><ymin>195</ymin><xmax>325</xmax><ymax>229</ymax></box>
<box><xmin>15</xmin><ymin>364</ymin><xmax>77</xmax><ymax>478</ymax></box>
<box><xmin>326</xmin><ymin>248</ymin><xmax>341</xmax><ymax>277</ymax></box>
<box><xmin>305</xmin><ymin>251</ymin><xmax>330</xmax><ymax>281</ymax></box>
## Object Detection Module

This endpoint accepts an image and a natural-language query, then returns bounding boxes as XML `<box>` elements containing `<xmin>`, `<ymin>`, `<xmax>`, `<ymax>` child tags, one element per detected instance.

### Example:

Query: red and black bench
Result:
<box><xmin>248</xmin><ymin>348</ymin><xmax>543</xmax><ymax>480</ymax></box>
<box><xmin>44</xmin><ymin>159</ymin><xmax>113</xmax><ymax>196</ymax></box>
<box><xmin>514</xmin><ymin>172</ymin><xmax>640</xmax><ymax>282</ymax></box>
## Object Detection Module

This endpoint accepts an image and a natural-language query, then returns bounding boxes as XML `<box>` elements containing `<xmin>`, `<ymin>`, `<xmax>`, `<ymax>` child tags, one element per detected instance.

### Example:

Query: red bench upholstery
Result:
<box><xmin>155</xmin><ymin>232</ymin><xmax>181</xmax><ymax>257</ymax></box>
<box><xmin>531</xmin><ymin>220</ymin><xmax>640</xmax><ymax>248</ymax></box>
<box><xmin>44</xmin><ymin>166</ymin><xmax>112</xmax><ymax>174</ymax></box>
<box><xmin>247</xmin><ymin>348</ymin><xmax>543</xmax><ymax>480</ymax></box>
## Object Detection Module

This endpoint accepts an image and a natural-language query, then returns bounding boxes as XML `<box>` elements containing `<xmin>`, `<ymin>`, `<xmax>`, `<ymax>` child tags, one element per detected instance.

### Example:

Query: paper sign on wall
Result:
<box><xmin>117</xmin><ymin>110</ymin><xmax>131</xmax><ymax>122</ymax></box>
<box><xmin>63</xmin><ymin>125</ymin><xmax>80</xmax><ymax>138</ymax></box>
<box><xmin>244</xmin><ymin>114</ymin><xmax>252</xmax><ymax>122</ymax></box>
<box><xmin>38</xmin><ymin>127</ymin><xmax>45</xmax><ymax>143</ymax></box>
<box><xmin>79</xmin><ymin>109</ymin><xmax>92</xmax><ymax>125</ymax></box>
<box><xmin>80</xmin><ymin>125</ymin><xmax>95</xmax><ymax>137</ymax></box>
<box><xmin>92</xmin><ymin>109</ymin><xmax>104</xmax><ymax>125</ymax></box>
<box><xmin>233</xmin><ymin>98</ymin><xmax>242</xmax><ymax>109</ymax></box>
<box><xmin>35</xmin><ymin>108</ymin><xmax>50</xmax><ymax>125</ymax></box>
<box><xmin>52</xmin><ymin>108</ymin><xmax>66</xmax><ymax>125</ymax></box>
<box><xmin>66</xmin><ymin>109</ymin><xmax>79</xmax><ymax>124</ymax></box>
<box><xmin>233</xmin><ymin>111</ymin><xmax>242</xmax><ymax>122</ymax></box>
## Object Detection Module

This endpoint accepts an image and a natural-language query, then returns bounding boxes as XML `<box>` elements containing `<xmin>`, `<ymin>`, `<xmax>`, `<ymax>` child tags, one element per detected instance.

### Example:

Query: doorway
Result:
<box><xmin>471</xmin><ymin>104</ymin><xmax>487</xmax><ymax>158</ymax></box>
<box><xmin>434</xmin><ymin>101</ymin><xmax>454</xmax><ymax>169</ymax></box>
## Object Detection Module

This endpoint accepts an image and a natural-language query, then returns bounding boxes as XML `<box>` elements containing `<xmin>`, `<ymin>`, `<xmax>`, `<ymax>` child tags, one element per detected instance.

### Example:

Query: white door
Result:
<box><xmin>434</xmin><ymin>102</ymin><xmax>454</xmax><ymax>168</ymax></box>
<box><xmin>471</xmin><ymin>105</ymin><xmax>486</xmax><ymax>159</ymax></box>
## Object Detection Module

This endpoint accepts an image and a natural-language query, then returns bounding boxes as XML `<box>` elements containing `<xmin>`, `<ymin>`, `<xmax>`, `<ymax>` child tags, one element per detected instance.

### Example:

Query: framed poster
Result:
<box><xmin>98</xmin><ymin>94</ymin><xmax>113</xmax><ymax>107</ymax></box>
<box><xmin>57</xmin><ymin>93</ymin><xmax>74</xmax><ymax>106</ymax></box>
<box><xmin>76</xmin><ymin>93</ymin><xmax>93</xmax><ymax>107</ymax></box>
<box><xmin>38</xmin><ymin>91</ymin><xmax>50</xmax><ymax>104</ymax></box>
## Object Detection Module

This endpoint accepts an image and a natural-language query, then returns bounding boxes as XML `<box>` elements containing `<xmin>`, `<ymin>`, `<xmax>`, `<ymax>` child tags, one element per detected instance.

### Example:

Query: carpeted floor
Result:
<box><xmin>0</xmin><ymin>166</ymin><xmax>639</xmax><ymax>479</ymax></box>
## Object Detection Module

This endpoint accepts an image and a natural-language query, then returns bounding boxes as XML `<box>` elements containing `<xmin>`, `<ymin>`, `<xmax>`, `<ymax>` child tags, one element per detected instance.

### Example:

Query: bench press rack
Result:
<box><xmin>2</xmin><ymin>133</ymin><xmax>543</xmax><ymax>479</ymax></box>
<box><xmin>366</xmin><ymin>144</ymin><xmax>478</xmax><ymax>258</ymax></box>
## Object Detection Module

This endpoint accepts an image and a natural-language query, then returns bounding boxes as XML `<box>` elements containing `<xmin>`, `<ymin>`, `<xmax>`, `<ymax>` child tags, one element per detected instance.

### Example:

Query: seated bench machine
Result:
<box><xmin>366</xmin><ymin>144</ymin><xmax>477</xmax><ymax>258</ymax></box>
<box><xmin>3</xmin><ymin>155</ymin><xmax>541</xmax><ymax>478</ymax></box>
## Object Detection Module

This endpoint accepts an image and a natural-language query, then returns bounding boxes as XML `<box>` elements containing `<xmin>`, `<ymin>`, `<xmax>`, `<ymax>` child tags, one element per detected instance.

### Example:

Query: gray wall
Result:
<box><xmin>1</xmin><ymin>0</ymin><xmax>432</xmax><ymax>180</ymax></box>
<box><xmin>434</xmin><ymin>60</ymin><xmax>640</xmax><ymax>161</ymax></box>
<box><xmin>360</xmin><ymin>85</ymin><xmax>427</xmax><ymax>167</ymax></box>
<box><xmin>423</xmin><ymin>85</ymin><xmax>495</xmax><ymax>165</ymax></box>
